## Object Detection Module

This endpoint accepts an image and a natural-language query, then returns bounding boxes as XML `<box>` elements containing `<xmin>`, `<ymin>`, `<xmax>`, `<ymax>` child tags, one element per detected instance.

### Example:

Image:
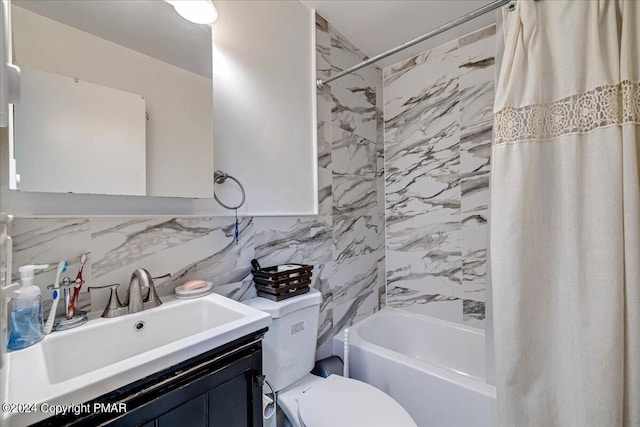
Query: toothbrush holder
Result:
<box><xmin>46</xmin><ymin>281</ymin><xmax>88</xmax><ymax>331</ymax></box>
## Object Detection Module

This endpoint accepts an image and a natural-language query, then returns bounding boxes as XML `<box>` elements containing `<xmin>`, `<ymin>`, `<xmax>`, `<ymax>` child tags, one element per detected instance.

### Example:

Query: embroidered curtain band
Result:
<box><xmin>494</xmin><ymin>80</ymin><xmax>640</xmax><ymax>144</ymax></box>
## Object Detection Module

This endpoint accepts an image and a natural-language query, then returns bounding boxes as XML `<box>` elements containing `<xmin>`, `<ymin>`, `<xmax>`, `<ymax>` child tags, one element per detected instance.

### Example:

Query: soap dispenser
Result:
<box><xmin>7</xmin><ymin>264</ymin><xmax>49</xmax><ymax>352</ymax></box>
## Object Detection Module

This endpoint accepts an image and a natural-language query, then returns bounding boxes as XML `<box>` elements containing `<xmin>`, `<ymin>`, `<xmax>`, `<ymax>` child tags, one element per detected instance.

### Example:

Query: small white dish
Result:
<box><xmin>175</xmin><ymin>281</ymin><xmax>214</xmax><ymax>299</ymax></box>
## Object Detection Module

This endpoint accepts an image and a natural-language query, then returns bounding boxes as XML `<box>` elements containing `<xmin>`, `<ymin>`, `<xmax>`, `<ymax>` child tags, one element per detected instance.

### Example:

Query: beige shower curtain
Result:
<box><xmin>491</xmin><ymin>1</ymin><xmax>639</xmax><ymax>426</ymax></box>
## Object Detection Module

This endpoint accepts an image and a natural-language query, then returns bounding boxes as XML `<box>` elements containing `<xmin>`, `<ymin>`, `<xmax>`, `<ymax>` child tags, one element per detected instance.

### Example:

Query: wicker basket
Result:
<box><xmin>252</xmin><ymin>263</ymin><xmax>313</xmax><ymax>301</ymax></box>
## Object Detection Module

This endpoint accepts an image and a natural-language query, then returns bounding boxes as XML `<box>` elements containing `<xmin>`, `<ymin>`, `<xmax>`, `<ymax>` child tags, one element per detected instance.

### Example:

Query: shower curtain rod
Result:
<box><xmin>316</xmin><ymin>0</ymin><xmax>511</xmax><ymax>88</ymax></box>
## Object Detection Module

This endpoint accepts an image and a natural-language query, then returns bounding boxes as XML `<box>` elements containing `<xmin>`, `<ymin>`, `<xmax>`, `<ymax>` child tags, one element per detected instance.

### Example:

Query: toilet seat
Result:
<box><xmin>296</xmin><ymin>375</ymin><xmax>417</xmax><ymax>427</ymax></box>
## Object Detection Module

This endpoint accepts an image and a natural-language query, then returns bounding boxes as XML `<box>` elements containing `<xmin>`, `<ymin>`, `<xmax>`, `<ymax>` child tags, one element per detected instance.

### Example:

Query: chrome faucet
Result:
<box><xmin>89</xmin><ymin>269</ymin><xmax>168</xmax><ymax>318</ymax></box>
<box><xmin>126</xmin><ymin>268</ymin><xmax>162</xmax><ymax>313</ymax></box>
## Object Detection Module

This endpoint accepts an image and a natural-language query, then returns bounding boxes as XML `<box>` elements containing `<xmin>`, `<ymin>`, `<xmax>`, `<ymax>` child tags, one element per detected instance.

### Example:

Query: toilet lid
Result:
<box><xmin>296</xmin><ymin>375</ymin><xmax>417</xmax><ymax>427</ymax></box>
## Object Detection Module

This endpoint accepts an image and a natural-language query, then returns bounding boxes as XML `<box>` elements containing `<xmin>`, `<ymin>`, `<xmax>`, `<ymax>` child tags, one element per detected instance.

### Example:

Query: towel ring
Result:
<box><xmin>213</xmin><ymin>170</ymin><xmax>246</xmax><ymax>210</ymax></box>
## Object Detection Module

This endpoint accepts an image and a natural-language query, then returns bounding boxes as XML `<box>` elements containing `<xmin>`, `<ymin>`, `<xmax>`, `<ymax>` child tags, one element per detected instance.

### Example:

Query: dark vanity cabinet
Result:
<box><xmin>34</xmin><ymin>330</ymin><xmax>266</xmax><ymax>427</ymax></box>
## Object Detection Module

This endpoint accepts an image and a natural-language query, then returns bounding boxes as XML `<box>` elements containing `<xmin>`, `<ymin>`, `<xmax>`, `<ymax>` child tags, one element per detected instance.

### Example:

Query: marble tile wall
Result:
<box><xmin>383</xmin><ymin>25</ymin><xmax>495</xmax><ymax>329</ymax></box>
<box><xmin>8</xmin><ymin>14</ymin><xmax>383</xmax><ymax>359</ymax></box>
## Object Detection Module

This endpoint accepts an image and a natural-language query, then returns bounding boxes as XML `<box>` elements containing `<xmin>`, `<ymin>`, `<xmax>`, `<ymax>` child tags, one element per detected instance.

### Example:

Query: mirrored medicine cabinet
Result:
<box><xmin>10</xmin><ymin>0</ymin><xmax>214</xmax><ymax>198</ymax></box>
<box><xmin>5</xmin><ymin>0</ymin><xmax>317</xmax><ymax>215</ymax></box>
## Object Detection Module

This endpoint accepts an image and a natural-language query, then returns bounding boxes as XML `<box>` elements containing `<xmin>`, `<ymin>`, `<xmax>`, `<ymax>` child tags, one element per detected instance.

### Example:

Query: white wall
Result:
<box><xmin>12</xmin><ymin>6</ymin><xmax>214</xmax><ymax>198</ymax></box>
<box><xmin>212</xmin><ymin>1</ymin><xmax>317</xmax><ymax>216</ymax></box>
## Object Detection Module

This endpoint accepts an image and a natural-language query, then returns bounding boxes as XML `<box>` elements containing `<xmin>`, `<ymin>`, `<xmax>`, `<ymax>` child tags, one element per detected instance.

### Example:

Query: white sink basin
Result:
<box><xmin>1</xmin><ymin>292</ymin><xmax>271</xmax><ymax>427</ymax></box>
<box><xmin>43</xmin><ymin>296</ymin><xmax>245</xmax><ymax>383</ymax></box>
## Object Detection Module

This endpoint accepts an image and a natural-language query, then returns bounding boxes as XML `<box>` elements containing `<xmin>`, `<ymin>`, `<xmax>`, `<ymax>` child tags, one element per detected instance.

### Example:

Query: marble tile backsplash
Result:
<box><xmin>9</xmin><ymin>14</ymin><xmax>383</xmax><ymax>360</ymax></box>
<box><xmin>383</xmin><ymin>25</ymin><xmax>495</xmax><ymax>329</ymax></box>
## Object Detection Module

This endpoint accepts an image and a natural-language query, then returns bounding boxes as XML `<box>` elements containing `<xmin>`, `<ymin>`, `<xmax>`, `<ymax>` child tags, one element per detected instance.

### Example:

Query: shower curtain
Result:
<box><xmin>491</xmin><ymin>1</ymin><xmax>639</xmax><ymax>426</ymax></box>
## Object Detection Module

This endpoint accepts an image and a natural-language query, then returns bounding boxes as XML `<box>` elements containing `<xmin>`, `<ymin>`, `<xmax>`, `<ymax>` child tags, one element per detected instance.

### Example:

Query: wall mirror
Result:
<box><xmin>9</xmin><ymin>0</ymin><xmax>214</xmax><ymax>198</ymax></box>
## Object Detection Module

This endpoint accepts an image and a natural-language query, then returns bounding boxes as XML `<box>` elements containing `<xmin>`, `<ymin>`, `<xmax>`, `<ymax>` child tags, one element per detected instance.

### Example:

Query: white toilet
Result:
<box><xmin>245</xmin><ymin>288</ymin><xmax>417</xmax><ymax>427</ymax></box>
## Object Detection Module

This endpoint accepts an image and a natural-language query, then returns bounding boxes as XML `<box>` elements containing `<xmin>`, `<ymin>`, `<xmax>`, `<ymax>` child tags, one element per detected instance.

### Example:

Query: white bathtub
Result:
<box><xmin>333</xmin><ymin>308</ymin><xmax>496</xmax><ymax>427</ymax></box>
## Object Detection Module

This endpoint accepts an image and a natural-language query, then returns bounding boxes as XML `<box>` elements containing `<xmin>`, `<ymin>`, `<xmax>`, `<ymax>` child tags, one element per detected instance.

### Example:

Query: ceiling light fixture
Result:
<box><xmin>166</xmin><ymin>0</ymin><xmax>218</xmax><ymax>25</ymax></box>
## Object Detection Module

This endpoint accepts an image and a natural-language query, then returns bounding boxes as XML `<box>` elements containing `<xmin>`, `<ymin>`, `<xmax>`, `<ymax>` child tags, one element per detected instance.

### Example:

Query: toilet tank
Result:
<box><xmin>244</xmin><ymin>288</ymin><xmax>322</xmax><ymax>392</ymax></box>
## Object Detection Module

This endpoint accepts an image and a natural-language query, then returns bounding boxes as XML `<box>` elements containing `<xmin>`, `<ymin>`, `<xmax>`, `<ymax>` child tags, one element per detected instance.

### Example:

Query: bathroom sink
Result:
<box><xmin>43</xmin><ymin>296</ymin><xmax>245</xmax><ymax>383</ymax></box>
<box><xmin>1</xmin><ymin>292</ymin><xmax>271</xmax><ymax>426</ymax></box>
